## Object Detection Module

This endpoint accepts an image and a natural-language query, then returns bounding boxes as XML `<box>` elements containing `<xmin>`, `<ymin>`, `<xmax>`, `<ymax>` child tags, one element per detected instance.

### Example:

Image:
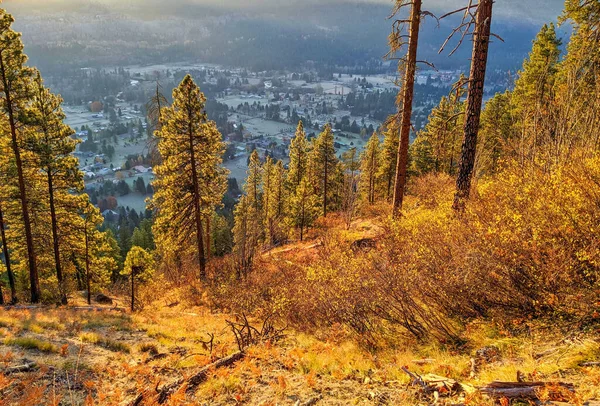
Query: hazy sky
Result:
<box><xmin>5</xmin><ymin>0</ymin><xmax>567</xmax><ymax>22</ymax></box>
<box><xmin>170</xmin><ymin>0</ymin><xmax>566</xmax><ymax>21</ymax></box>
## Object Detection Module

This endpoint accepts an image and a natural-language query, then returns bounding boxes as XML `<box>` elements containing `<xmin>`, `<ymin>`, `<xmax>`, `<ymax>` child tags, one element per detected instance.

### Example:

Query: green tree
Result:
<box><xmin>476</xmin><ymin>91</ymin><xmax>514</xmax><ymax>175</ymax></box>
<box><xmin>310</xmin><ymin>124</ymin><xmax>338</xmax><ymax>216</ymax></box>
<box><xmin>29</xmin><ymin>71</ymin><xmax>83</xmax><ymax>304</ymax></box>
<box><xmin>511</xmin><ymin>23</ymin><xmax>561</xmax><ymax>162</ymax></box>
<box><xmin>359</xmin><ymin>133</ymin><xmax>380</xmax><ymax>205</ymax></box>
<box><xmin>376</xmin><ymin>125</ymin><xmax>399</xmax><ymax>201</ymax></box>
<box><xmin>233</xmin><ymin>195</ymin><xmax>261</xmax><ymax>276</ymax></box>
<box><xmin>287</xmin><ymin>177</ymin><xmax>320</xmax><ymax>241</ymax></box>
<box><xmin>152</xmin><ymin>75</ymin><xmax>228</xmax><ymax>281</ymax></box>
<box><xmin>262</xmin><ymin>156</ymin><xmax>276</xmax><ymax>246</ymax></box>
<box><xmin>0</xmin><ymin>10</ymin><xmax>40</xmax><ymax>302</ymax></box>
<box><xmin>411</xmin><ymin>93</ymin><xmax>464</xmax><ymax>175</ymax></box>
<box><xmin>121</xmin><ymin>246</ymin><xmax>154</xmax><ymax>311</ymax></box>
<box><xmin>287</xmin><ymin>121</ymin><xmax>309</xmax><ymax>193</ymax></box>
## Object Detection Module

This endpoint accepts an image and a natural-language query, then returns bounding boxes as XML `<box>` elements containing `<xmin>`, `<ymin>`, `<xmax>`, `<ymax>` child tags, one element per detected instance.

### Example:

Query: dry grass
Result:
<box><xmin>0</xmin><ymin>302</ymin><xmax>598</xmax><ymax>405</ymax></box>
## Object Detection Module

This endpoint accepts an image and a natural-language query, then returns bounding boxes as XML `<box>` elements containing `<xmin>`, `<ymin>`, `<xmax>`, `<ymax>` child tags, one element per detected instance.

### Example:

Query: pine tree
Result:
<box><xmin>232</xmin><ymin>150</ymin><xmax>265</xmax><ymax>274</ymax></box>
<box><xmin>476</xmin><ymin>91</ymin><xmax>513</xmax><ymax>175</ymax></box>
<box><xmin>390</xmin><ymin>0</ymin><xmax>422</xmax><ymax>216</ymax></box>
<box><xmin>288</xmin><ymin>121</ymin><xmax>309</xmax><ymax>194</ymax></box>
<box><xmin>0</xmin><ymin>10</ymin><xmax>40</xmax><ymax>302</ymax></box>
<box><xmin>287</xmin><ymin>177</ymin><xmax>320</xmax><ymax>241</ymax></box>
<box><xmin>359</xmin><ymin>133</ymin><xmax>380</xmax><ymax>205</ymax></box>
<box><xmin>341</xmin><ymin>147</ymin><xmax>360</xmax><ymax>227</ymax></box>
<box><xmin>453</xmin><ymin>0</ymin><xmax>494</xmax><ymax>212</ymax></box>
<box><xmin>78</xmin><ymin>201</ymin><xmax>116</xmax><ymax>305</ymax></box>
<box><xmin>376</xmin><ymin>125</ymin><xmax>399</xmax><ymax>201</ymax></box>
<box><xmin>245</xmin><ymin>150</ymin><xmax>263</xmax><ymax>212</ymax></box>
<box><xmin>553</xmin><ymin>1</ymin><xmax>600</xmax><ymax>158</ymax></box>
<box><xmin>152</xmin><ymin>75</ymin><xmax>228</xmax><ymax>281</ymax></box>
<box><xmin>310</xmin><ymin>124</ymin><xmax>338</xmax><ymax>216</ymax></box>
<box><xmin>511</xmin><ymin>23</ymin><xmax>561</xmax><ymax>163</ymax></box>
<box><xmin>411</xmin><ymin>87</ymin><xmax>465</xmax><ymax>175</ymax></box>
<box><xmin>233</xmin><ymin>195</ymin><xmax>260</xmax><ymax>275</ymax></box>
<box><xmin>29</xmin><ymin>71</ymin><xmax>83</xmax><ymax>304</ymax></box>
<box><xmin>262</xmin><ymin>156</ymin><xmax>276</xmax><ymax>246</ymax></box>
<box><xmin>122</xmin><ymin>246</ymin><xmax>154</xmax><ymax>311</ymax></box>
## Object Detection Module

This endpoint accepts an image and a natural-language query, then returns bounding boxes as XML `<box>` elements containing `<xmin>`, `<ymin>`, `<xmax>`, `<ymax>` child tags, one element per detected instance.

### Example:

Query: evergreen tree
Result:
<box><xmin>78</xmin><ymin>201</ymin><xmax>116</xmax><ymax>305</ymax></box>
<box><xmin>288</xmin><ymin>121</ymin><xmax>308</xmax><ymax>194</ymax></box>
<box><xmin>233</xmin><ymin>195</ymin><xmax>260</xmax><ymax>276</ymax></box>
<box><xmin>376</xmin><ymin>125</ymin><xmax>399</xmax><ymax>201</ymax></box>
<box><xmin>341</xmin><ymin>147</ymin><xmax>360</xmax><ymax>227</ymax></box>
<box><xmin>554</xmin><ymin>2</ymin><xmax>600</xmax><ymax>158</ymax></box>
<box><xmin>390</xmin><ymin>0</ymin><xmax>422</xmax><ymax>216</ymax></box>
<box><xmin>511</xmin><ymin>23</ymin><xmax>561</xmax><ymax>163</ymax></box>
<box><xmin>411</xmin><ymin>88</ymin><xmax>465</xmax><ymax>175</ymax></box>
<box><xmin>287</xmin><ymin>177</ymin><xmax>320</xmax><ymax>241</ymax></box>
<box><xmin>359</xmin><ymin>133</ymin><xmax>380</xmax><ymax>205</ymax></box>
<box><xmin>245</xmin><ymin>149</ymin><xmax>263</xmax><ymax>212</ymax></box>
<box><xmin>29</xmin><ymin>71</ymin><xmax>83</xmax><ymax>304</ymax></box>
<box><xmin>310</xmin><ymin>124</ymin><xmax>338</xmax><ymax>216</ymax></box>
<box><xmin>152</xmin><ymin>75</ymin><xmax>228</xmax><ymax>281</ymax></box>
<box><xmin>453</xmin><ymin>0</ymin><xmax>494</xmax><ymax>212</ymax></box>
<box><xmin>476</xmin><ymin>91</ymin><xmax>513</xmax><ymax>175</ymax></box>
<box><xmin>262</xmin><ymin>156</ymin><xmax>276</xmax><ymax>246</ymax></box>
<box><xmin>0</xmin><ymin>10</ymin><xmax>40</xmax><ymax>302</ymax></box>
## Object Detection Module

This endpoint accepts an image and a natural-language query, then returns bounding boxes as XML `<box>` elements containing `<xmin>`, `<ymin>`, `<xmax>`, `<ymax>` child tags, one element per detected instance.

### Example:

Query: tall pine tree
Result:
<box><xmin>152</xmin><ymin>75</ymin><xmax>228</xmax><ymax>281</ymax></box>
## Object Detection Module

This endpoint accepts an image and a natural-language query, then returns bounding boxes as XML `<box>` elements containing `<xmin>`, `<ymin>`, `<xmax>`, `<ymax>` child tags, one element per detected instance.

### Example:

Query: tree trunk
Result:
<box><xmin>47</xmin><ymin>171</ymin><xmax>67</xmax><ymax>305</ymax></box>
<box><xmin>206</xmin><ymin>214</ymin><xmax>211</xmax><ymax>261</ymax></box>
<box><xmin>300</xmin><ymin>199</ymin><xmax>305</xmax><ymax>242</ymax></box>
<box><xmin>453</xmin><ymin>0</ymin><xmax>493</xmax><ymax>212</ymax></box>
<box><xmin>85</xmin><ymin>228</ymin><xmax>91</xmax><ymax>305</ymax></box>
<box><xmin>392</xmin><ymin>0</ymin><xmax>422</xmax><ymax>217</ymax></box>
<box><xmin>188</xmin><ymin>120</ymin><xmax>206</xmax><ymax>281</ymax></box>
<box><xmin>0</xmin><ymin>204</ymin><xmax>17</xmax><ymax>304</ymax></box>
<box><xmin>323</xmin><ymin>154</ymin><xmax>328</xmax><ymax>217</ymax></box>
<box><xmin>0</xmin><ymin>57</ymin><xmax>40</xmax><ymax>303</ymax></box>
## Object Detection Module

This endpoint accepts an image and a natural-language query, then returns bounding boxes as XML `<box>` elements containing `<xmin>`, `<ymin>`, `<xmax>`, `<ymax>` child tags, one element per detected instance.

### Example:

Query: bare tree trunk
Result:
<box><xmin>47</xmin><ymin>171</ymin><xmax>67</xmax><ymax>305</ymax></box>
<box><xmin>323</xmin><ymin>154</ymin><xmax>328</xmax><ymax>217</ymax></box>
<box><xmin>0</xmin><ymin>204</ymin><xmax>17</xmax><ymax>304</ymax></box>
<box><xmin>85</xmin><ymin>228</ymin><xmax>91</xmax><ymax>305</ymax></box>
<box><xmin>392</xmin><ymin>0</ymin><xmax>422</xmax><ymax>217</ymax></box>
<box><xmin>453</xmin><ymin>0</ymin><xmax>493</xmax><ymax>212</ymax></box>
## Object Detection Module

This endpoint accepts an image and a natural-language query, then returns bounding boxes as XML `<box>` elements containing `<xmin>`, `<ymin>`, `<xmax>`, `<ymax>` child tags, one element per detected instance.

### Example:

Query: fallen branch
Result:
<box><xmin>480</xmin><ymin>381</ymin><xmax>575</xmax><ymax>400</ymax></box>
<box><xmin>4</xmin><ymin>361</ymin><xmax>37</xmax><ymax>374</ymax></box>
<box><xmin>131</xmin><ymin>351</ymin><xmax>245</xmax><ymax>405</ymax></box>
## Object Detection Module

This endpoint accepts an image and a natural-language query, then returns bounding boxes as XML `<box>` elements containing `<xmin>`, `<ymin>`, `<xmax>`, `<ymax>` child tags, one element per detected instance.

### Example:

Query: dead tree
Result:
<box><xmin>448</xmin><ymin>0</ymin><xmax>495</xmax><ymax>211</ymax></box>
<box><xmin>391</xmin><ymin>0</ymin><xmax>423</xmax><ymax>217</ymax></box>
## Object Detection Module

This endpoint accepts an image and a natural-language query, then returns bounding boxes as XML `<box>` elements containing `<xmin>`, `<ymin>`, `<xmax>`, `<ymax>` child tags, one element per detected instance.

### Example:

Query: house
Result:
<box><xmin>102</xmin><ymin>210</ymin><xmax>120</xmax><ymax>222</ymax></box>
<box><xmin>97</xmin><ymin>168</ymin><xmax>112</xmax><ymax>176</ymax></box>
<box><xmin>133</xmin><ymin>165</ymin><xmax>152</xmax><ymax>174</ymax></box>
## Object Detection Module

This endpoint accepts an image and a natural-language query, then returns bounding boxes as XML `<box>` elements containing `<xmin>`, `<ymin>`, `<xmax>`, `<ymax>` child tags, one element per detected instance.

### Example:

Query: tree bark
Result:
<box><xmin>453</xmin><ymin>0</ymin><xmax>493</xmax><ymax>212</ymax></box>
<box><xmin>0</xmin><ymin>204</ymin><xmax>17</xmax><ymax>304</ymax></box>
<box><xmin>85</xmin><ymin>226</ymin><xmax>91</xmax><ymax>305</ymax></box>
<box><xmin>323</xmin><ymin>152</ymin><xmax>328</xmax><ymax>217</ymax></box>
<box><xmin>47</xmin><ymin>171</ymin><xmax>67</xmax><ymax>305</ymax></box>
<box><xmin>0</xmin><ymin>56</ymin><xmax>40</xmax><ymax>303</ymax></box>
<box><xmin>392</xmin><ymin>0</ymin><xmax>422</xmax><ymax>217</ymax></box>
